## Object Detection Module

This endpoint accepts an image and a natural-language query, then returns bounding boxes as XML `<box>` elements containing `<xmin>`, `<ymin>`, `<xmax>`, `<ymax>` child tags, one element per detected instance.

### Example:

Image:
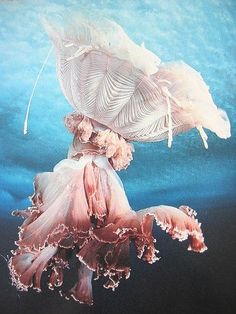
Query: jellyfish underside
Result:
<box><xmin>9</xmin><ymin>115</ymin><xmax>207</xmax><ymax>305</ymax></box>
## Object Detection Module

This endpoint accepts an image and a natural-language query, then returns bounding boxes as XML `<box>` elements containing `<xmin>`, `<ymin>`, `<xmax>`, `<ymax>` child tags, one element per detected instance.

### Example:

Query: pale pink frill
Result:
<box><xmin>9</xmin><ymin>114</ymin><xmax>207</xmax><ymax>305</ymax></box>
<box><xmin>64</xmin><ymin>112</ymin><xmax>134</xmax><ymax>170</ymax></box>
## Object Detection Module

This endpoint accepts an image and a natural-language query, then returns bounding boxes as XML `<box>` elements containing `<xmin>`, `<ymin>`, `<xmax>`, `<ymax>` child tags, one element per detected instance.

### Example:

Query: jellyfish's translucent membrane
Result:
<box><xmin>9</xmin><ymin>113</ymin><xmax>207</xmax><ymax>305</ymax></box>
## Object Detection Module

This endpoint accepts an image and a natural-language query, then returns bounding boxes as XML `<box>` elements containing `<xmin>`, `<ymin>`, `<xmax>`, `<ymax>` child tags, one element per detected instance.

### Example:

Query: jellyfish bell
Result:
<box><xmin>135</xmin><ymin>41</ymin><xmax>161</xmax><ymax>75</ymax></box>
<box><xmin>199</xmin><ymin>107</ymin><xmax>231</xmax><ymax>139</ymax></box>
<box><xmin>155</xmin><ymin>61</ymin><xmax>231</xmax><ymax>145</ymax></box>
<box><xmin>42</xmin><ymin>13</ymin><xmax>161</xmax><ymax>75</ymax></box>
<box><xmin>217</xmin><ymin>108</ymin><xmax>231</xmax><ymax>137</ymax></box>
<box><xmin>42</xmin><ymin>16</ymin><xmax>230</xmax><ymax>148</ymax></box>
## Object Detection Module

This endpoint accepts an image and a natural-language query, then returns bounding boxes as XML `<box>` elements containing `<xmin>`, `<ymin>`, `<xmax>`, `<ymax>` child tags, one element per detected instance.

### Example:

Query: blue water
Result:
<box><xmin>0</xmin><ymin>0</ymin><xmax>235</xmax><ymax>214</ymax></box>
<box><xmin>0</xmin><ymin>2</ymin><xmax>236</xmax><ymax>314</ymax></box>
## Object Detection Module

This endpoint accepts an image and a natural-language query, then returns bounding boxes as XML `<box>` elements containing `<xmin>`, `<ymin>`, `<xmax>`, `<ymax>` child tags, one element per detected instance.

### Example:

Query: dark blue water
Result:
<box><xmin>0</xmin><ymin>1</ymin><xmax>235</xmax><ymax>313</ymax></box>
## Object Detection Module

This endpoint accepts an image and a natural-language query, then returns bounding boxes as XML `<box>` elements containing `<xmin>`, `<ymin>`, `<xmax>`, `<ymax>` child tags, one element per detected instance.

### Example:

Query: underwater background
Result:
<box><xmin>0</xmin><ymin>0</ymin><xmax>235</xmax><ymax>313</ymax></box>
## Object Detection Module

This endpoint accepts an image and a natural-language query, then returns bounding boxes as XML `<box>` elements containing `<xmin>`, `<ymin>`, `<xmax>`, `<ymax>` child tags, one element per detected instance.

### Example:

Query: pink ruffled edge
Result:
<box><xmin>64</xmin><ymin>112</ymin><xmax>134</xmax><ymax>170</ymax></box>
<box><xmin>9</xmin><ymin>204</ymin><xmax>207</xmax><ymax>303</ymax></box>
<box><xmin>9</xmin><ymin>155</ymin><xmax>207</xmax><ymax>305</ymax></box>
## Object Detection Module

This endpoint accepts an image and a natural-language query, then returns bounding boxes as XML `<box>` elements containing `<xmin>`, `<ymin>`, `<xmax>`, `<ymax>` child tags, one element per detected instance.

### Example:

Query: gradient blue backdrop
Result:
<box><xmin>0</xmin><ymin>1</ymin><xmax>235</xmax><ymax>313</ymax></box>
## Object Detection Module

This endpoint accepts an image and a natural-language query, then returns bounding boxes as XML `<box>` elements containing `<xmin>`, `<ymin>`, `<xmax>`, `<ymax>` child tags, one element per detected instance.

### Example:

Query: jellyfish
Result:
<box><xmin>9</xmin><ymin>14</ymin><xmax>230</xmax><ymax>305</ymax></box>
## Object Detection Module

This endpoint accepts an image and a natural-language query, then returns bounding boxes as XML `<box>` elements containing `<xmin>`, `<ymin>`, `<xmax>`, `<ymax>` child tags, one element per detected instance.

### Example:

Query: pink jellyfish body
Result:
<box><xmin>9</xmin><ymin>15</ymin><xmax>230</xmax><ymax>305</ymax></box>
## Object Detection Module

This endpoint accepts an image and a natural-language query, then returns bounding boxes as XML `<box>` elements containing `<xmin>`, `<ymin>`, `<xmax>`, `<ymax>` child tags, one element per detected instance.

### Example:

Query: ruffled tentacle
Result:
<box><xmin>15</xmin><ymin>164</ymin><xmax>95</xmax><ymax>251</ymax></box>
<box><xmin>12</xmin><ymin>207</ymin><xmax>41</xmax><ymax>228</ymax></box>
<box><xmin>135</xmin><ymin>205</ymin><xmax>207</xmax><ymax>261</ymax></box>
<box><xmin>78</xmin><ymin>237</ymin><xmax>131</xmax><ymax>291</ymax></box>
<box><xmin>48</xmin><ymin>248</ymin><xmax>69</xmax><ymax>289</ymax></box>
<box><xmin>83</xmin><ymin>162</ymin><xmax>108</xmax><ymax>224</ymax></box>
<box><xmin>62</xmin><ymin>262</ymin><xmax>93</xmax><ymax>305</ymax></box>
<box><xmin>9</xmin><ymin>246</ymin><xmax>58</xmax><ymax>291</ymax></box>
<box><xmin>9</xmin><ymin>155</ymin><xmax>136</xmax><ymax>301</ymax></box>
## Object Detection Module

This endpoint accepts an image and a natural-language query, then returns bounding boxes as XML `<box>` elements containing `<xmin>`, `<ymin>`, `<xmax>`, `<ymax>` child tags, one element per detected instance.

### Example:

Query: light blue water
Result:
<box><xmin>0</xmin><ymin>0</ymin><xmax>235</xmax><ymax>214</ymax></box>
